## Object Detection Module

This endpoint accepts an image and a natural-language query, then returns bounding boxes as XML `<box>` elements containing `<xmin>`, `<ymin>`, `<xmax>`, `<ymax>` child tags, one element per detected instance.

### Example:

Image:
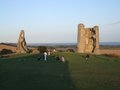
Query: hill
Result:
<box><xmin>0</xmin><ymin>53</ymin><xmax>120</xmax><ymax>90</ymax></box>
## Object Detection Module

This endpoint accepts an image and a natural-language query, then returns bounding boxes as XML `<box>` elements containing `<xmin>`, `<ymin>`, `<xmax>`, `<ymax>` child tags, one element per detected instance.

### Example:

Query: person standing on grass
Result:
<box><xmin>61</xmin><ymin>56</ymin><xmax>65</xmax><ymax>63</ymax></box>
<box><xmin>44</xmin><ymin>52</ymin><xmax>47</xmax><ymax>61</ymax></box>
<box><xmin>85</xmin><ymin>54</ymin><xmax>90</xmax><ymax>60</ymax></box>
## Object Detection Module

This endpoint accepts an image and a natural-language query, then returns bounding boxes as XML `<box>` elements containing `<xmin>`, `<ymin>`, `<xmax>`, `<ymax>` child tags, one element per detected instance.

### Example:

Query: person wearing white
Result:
<box><xmin>61</xmin><ymin>56</ymin><xmax>65</xmax><ymax>63</ymax></box>
<box><xmin>44</xmin><ymin>52</ymin><xmax>47</xmax><ymax>61</ymax></box>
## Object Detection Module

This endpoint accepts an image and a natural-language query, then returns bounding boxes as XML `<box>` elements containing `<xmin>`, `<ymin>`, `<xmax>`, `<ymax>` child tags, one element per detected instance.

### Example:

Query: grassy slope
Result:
<box><xmin>53</xmin><ymin>53</ymin><xmax>120</xmax><ymax>90</ymax></box>
<box><xmin>0</xmin><ymin>53</ymin><xmax>120</xmax><ymax>90</ymax></box>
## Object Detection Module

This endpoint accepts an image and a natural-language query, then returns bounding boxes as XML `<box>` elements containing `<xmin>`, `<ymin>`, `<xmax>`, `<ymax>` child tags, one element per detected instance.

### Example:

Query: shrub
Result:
<box><xmin>67</xmin><ymin>49</ymin><xmax>75</xmax><ymax>52</ymax></box>
<box><xmin>0</xmin><ymin>49</ymin><xmax>13</xmax><ymax>55</ymax></box>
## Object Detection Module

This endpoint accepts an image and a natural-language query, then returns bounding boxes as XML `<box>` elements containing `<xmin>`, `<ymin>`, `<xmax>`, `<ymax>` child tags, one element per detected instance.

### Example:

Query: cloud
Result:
<box><xmin>110</xmin><ymin>21</ymin><xmax>120</xmax><ymax>25</ymax></box>
<box><xmin>101</xmin><ymin>21</ymin><xmax>120</xmax><ymax>27</ymax></box>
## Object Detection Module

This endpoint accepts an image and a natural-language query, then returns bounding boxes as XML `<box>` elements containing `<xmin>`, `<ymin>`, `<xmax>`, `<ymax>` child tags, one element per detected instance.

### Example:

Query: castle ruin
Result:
<box><xmin>17</xmin><ymin>30</ymin><xmax>29</xmax><ymax>53</ymax></box>
<box><xmin>77</xmin><ymin>24</ymin><xmax>99</xmax><ymax>54</ymax></box>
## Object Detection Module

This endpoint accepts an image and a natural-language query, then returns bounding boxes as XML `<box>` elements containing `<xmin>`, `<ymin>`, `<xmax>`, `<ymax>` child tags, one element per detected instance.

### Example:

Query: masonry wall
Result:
<box><xmin>77</xmin><ymin>24</ymin><xmax>99</xmax><ymax>54</ymax></box>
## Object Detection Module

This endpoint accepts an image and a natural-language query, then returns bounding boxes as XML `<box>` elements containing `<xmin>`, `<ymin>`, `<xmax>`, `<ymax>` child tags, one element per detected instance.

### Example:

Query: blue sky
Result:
<box><xmin>0</xmin><ymin>0</ymin><xmax>120</xmax><ymax>43</ymax></box>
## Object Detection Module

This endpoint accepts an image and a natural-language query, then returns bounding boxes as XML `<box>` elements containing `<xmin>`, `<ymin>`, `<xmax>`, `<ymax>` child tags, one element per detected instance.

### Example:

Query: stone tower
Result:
<box><xmin>17</xmin><ymin>30</ymin><xmax>29</xmax><ymax>53</ymax></box>
<box><xmin>77</xmin><ymin>24</ymin><xmax>99</xmax><ymax>54</ymax></box>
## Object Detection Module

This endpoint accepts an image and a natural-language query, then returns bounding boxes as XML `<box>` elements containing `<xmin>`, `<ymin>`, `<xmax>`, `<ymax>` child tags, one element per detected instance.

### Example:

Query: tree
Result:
<box><xmin>37</xmin><ymin>46</ymin><xmax>47</xmax><ymax>53</ymax></box>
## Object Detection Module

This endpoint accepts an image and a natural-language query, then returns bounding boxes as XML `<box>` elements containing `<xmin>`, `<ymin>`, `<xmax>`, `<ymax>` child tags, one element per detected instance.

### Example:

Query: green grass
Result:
<box><xmin>0</xmin><ymin>53</ymin><xmax>120</xmax><ymax>90</ymax></box>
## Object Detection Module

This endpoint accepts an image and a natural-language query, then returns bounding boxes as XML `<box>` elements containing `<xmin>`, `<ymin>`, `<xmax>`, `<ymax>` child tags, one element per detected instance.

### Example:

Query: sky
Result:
<box><xmin>0</xmin><ymin>0</ymin><xmax>120</xmax><ymax>43</ymax></box>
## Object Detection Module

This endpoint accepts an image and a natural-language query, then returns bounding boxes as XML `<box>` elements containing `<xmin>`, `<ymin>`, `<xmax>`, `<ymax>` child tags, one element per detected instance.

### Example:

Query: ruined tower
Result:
<box><xmin>17</xmin><ymin>30</ymin><xmax>29</xmax><ymax>53</ymax></box>
<box><xmin>77</xmin><ymin>24</ymin><xmax>99</xmax><ymax>54</ymax></box>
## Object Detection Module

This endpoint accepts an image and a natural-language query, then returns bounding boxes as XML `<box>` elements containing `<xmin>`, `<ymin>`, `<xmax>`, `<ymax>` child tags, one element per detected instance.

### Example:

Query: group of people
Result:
<box><xmin>38</xmin><ymin>51</ymin><xmax>89</xmax><ymax>62</ymax></box>
<box><xmin>37</xmin><ymin>52</ymin><xmax>49</xmax><ymax>61</ymax></box>
<box><xmin>37</xmin><ymin>51</ymin><xmax>65</xmax><ymax>63</ymax></box>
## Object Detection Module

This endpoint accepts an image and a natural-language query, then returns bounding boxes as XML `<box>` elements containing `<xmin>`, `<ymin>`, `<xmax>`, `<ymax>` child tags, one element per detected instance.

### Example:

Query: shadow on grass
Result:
<box><xmin>0</xmin><ymin>55</ymin><xmax>76</xmax><ymax>90</ymax></box>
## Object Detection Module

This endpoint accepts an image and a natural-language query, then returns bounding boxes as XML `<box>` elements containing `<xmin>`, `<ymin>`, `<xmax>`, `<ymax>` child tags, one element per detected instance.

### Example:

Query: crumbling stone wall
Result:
<box><xmin>77</xmin><ymin>24</ymin><xmax>99</xmax><ymax>54</ymax></box>
<box><xmin>17</xmin><ymin>30</ymin><xmax>28</xmax><ymax>53</ymax></box>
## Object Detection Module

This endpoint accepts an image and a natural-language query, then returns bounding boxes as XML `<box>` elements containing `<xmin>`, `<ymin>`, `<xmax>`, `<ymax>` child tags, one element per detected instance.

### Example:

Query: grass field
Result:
<box><xmin>0</xmin><ymin>53</ymin><xmax>120</xmax><ymax>90</ymax></box>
